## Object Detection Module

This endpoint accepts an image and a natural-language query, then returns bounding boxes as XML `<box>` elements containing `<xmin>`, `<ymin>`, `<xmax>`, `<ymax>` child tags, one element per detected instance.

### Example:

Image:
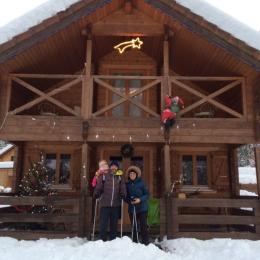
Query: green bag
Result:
<box><xmin>147</xmin><ymin>198</ymin><xmax>160</xmax><ymax>226</ymax></box>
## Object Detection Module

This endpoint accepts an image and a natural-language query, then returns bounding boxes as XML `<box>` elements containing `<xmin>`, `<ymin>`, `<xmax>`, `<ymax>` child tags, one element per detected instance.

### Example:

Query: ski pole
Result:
<box><xmin>131</xmin><ymin>206</ymin><xmax>135</xmax><ymax>241</ymax></box>
<box><xmin>120</xmin><ymin>199</ymin><xmax>123</xmax><ymax>238</ymax></box>
<box><xmin>133</xmin><ymin>206</ymin><xmax>139</xmax><ymax>243</ymax></box>
<box><xmin>92</xmin><ymin>199</ymin><xmax>98</xmax><ymax>241</ymax></box>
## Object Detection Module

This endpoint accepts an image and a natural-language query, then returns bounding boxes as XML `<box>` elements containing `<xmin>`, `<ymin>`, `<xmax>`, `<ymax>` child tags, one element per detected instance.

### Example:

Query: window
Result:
<box><xmin>182</xmin><ymin>154</ymin><xmax>208</xmax><ymax>186</ymax></box>
<box><xmin>112</xmin><ymin>76</ymin><xmax>143</xmax><ymax>117</ymax></box>
<box><xmin>45</xmin><ymin>153</ymin><xmax>71</xmax><ymax>185</ymax></box>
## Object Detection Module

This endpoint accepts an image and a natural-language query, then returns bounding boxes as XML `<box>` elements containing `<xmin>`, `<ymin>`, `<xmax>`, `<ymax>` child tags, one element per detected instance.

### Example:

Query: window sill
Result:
<box><xmin>50</xmin><ymin>184</ymin><xmax>72</xmax><ymax>191</ymax></box>
<box><xmin>180</xmin><ymin>186</ymin><xmax>216</xmax><ymax>194</ymax></box>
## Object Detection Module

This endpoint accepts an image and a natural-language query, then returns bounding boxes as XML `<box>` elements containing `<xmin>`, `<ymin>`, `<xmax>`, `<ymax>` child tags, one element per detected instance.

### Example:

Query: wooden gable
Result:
<box><xmin>92</xmin><ymin>6</ymin><xmax>164</xmax><ymax>36</ymax></box>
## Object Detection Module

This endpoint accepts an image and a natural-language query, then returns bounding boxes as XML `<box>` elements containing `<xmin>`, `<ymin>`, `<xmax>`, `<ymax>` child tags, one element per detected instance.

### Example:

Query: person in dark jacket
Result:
<box><xmin>126</xmin><ymin>166</ymin><xmax>149</xmax><ymax>245</ymax></box>
<box><xmin>94</xmin><ymin>162</ymin><xmax>126</xmax><ymax>241</ymax></box>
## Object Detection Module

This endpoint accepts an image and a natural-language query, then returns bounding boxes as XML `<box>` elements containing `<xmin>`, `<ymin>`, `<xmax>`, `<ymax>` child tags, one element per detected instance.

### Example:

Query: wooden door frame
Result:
<box><xmin>96</xmin><ymin>144</ymin><xmax>154</xmax><ymax>196</ymax></box>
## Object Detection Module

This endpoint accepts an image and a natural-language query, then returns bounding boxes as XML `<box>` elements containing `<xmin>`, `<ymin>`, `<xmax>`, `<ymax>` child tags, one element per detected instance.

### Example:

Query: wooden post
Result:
<box><xmin>13</xmin><ymin>142</ymin><xmax>24</xmax><ymax>193</ymax></box>
<box><xmin>228</xmin><ymin>145</ymin><xmax>239</xmax><ymax>197</ymax></box>
<box><xmin>78</xmin><ymin>142</ymin><xmax>90</xmax><ymax>237</ymax></box>
<box><xmin>161</xmin><ymin>33</ymin><xmax>171</xmax><ymax>112</ymax></box>
<box><xmin>164</xmin><ymin>144</ymin><xmax>171</xmax><ymax>192</ymax></box>
<box><xmin>255</xmin><ymin>147</ymin><xmax>260</xmax><ymax>196</ymax></box>
<box><xmin>81</xmin><ymin>37</ymin><xmax>93</xmax><ymax>119</ymax></box>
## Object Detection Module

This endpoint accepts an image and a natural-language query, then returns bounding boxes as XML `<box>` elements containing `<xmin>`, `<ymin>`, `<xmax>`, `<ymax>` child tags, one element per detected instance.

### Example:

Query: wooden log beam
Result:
<box><xmin>176</xmin><ymin>215</ymin><xmax>260</xmax><ymax>225</ymax></box>
<box><xmin>11</xmin><ymin>74</ymin><xmax>81</xmax><ymax>79</ymax></box>
<box><xmin>0</xmin><ymin>213</ymin><xmax>78</xmax><ymax>223</ymax></box>
<box><xmin>173</xmin><ymin>198</ymin><xmax>259</xmax><ymax>208</ymax></box>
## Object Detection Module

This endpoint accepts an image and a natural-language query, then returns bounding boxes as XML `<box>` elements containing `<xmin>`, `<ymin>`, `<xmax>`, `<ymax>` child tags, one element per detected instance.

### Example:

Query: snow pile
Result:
<box><xmin>0</xmin><ymin>236</ymin><xmax>172</xmax><ymax>260</ymax></box>
<box><xmin>0</xmin><ymin>236</ymin><xmax>260</xmax><ymax>260</ymax></box>
<box><xmin>239</xmin><ymin>167</ymin><xmax>256</xmax><ymax>184</ymax></box>
<box><xmin>161</xmin><ymin>238</ymin><xmax>260</xmax><ymax>260</ymax></box>
<box><xmin>0</xmin><ymin>161</ymin><xmax>14</xmax><ymax>169</ymax></box>
<box><xmin>0</xmin><ymin>185</ymin><xmax>12</xmax><ymax>193</ymax></box>
<box><xmin>0</xmin><ymin>144</ymin><xmax>14</xmax><ymax>156</ymax></box>
<box><xmin>175</xmin><ymin>0</ymin><xmax>260</xmax><ymax>51</ymax></box>
<box><xmin>240</xmin><ymin>190</ymin><xmax>257</xmax><ymax>197</ymax></box>
<box><xmin>0</xmin><ymin>0</ymin><xmax>81</xmax><ymax>44</ymax></box>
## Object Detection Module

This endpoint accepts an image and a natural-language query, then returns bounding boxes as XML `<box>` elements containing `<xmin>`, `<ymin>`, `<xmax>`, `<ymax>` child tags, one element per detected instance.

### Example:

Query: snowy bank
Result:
<box><xmin>1</xmin><ymin>236</ymin><xmax>260</xmax><ymax>260</ymax></box>
<box><xmin>239</xmin><ymin>167</ymin><xmax>256</xmax><ymax>184</ymax></box>
<box><xmin>0</xmin><ymin>236</ymin><xmax>172</xmax><ymax>260</ymax></box>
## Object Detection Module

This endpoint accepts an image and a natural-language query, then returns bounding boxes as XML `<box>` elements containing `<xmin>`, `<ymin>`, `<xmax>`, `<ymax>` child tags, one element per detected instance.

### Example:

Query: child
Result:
<box><xmin>91</xmin><ymin>159</ymin><xmax>109</xmax><ymax>188</ymax></box>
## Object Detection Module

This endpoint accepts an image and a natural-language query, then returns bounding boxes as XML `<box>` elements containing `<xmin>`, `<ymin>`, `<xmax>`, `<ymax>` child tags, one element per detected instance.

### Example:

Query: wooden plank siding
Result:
<box><xmin>0</xmin><ymin>115</ymin><xmax>255</xmax><ymax>143</ymax></box>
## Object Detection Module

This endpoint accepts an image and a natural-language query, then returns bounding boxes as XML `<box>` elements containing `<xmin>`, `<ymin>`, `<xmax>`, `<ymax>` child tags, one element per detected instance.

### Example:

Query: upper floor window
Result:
<box><xmin>112</xmin><ymin>78</ymin><xmax>142</xmax><ymax>117</ymax></box>
<box><xmin>182</xmin><ymin>154</ymin><xmax>208</xmax><ymax>186</ymax></box>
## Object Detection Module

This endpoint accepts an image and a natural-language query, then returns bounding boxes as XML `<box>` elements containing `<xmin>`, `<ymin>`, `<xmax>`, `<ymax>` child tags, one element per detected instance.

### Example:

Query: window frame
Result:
<box><xmin>44</xmin><ymin>151</ymin><xmax>73</xmax><ymax>189</ymax></box>
<box><xmin>179</xmin><ymin>152</ymin><xmax>211</xmax><ymax>187</ymax></box>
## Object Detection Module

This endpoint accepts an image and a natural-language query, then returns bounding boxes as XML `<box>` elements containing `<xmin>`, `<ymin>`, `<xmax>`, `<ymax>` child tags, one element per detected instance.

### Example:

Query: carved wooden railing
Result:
<box><xmin>170</xmin><ymin>76</ymin><xmax>246</xmax><ymax>118</ymax></box>
<box><xmin>162</xmin><ymin>197</ymin><xmax>260</xmax><ymax>240</ymax></box>
<box><xmin>7</xmin><ymin>73</ymin><xmax>246</xmax><ymax>119</ymax></box>
<box><xmin>8</xmin><ymin>74</ymin><xmax>83</xmax><ymax>117</ymax></box>
<box><xmin>92</xmin><ymin>75</ymin><xmax>162</xmax><ymax>117</ymax></box>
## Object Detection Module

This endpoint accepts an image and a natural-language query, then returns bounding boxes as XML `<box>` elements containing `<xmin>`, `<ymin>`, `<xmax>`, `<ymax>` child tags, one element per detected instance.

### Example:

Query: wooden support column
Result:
<box><xmin>255</xmin><ymin>147</ymin><xmax>260</xmax><ymax>196</ymax></box>
<box><xmin>164</xmin><ymin>144</ymin><xmax>171</xmax><ymax>192</ymax></box>
<box><xmin>81</xmin><ymin>36</ymin><xmax>93</xmax><ymax>119</ymax></box>
<box><xmin>161</xmin><ymin>34</ymin><xmax>171</xmax><ymax>112</ymax></box>
<box><xmin>13</xmin><ymin>142</ymin><xmax>24</xmax><ymax>193</ymax></box>
<box><xmin>228</xmin><ymin>145</ymin><xmax>239</xmax><ymax>197</ymax></box>
<box><xmin>79</xmin><ymin>142</ymin><xmax>90</xmax><ymax>237</ymax></box>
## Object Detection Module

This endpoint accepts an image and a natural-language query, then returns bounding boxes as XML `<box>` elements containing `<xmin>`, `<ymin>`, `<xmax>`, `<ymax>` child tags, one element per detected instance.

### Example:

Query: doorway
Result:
<box><xmin>96</xmin><ymin>144</ymin><xmax>155</xmax><ymax>228</ymax></box>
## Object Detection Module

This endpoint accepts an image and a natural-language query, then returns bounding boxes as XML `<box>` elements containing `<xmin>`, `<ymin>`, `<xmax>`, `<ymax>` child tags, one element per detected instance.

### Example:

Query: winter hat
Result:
<box><xmin>109</xmin><ymin>161</ymin><xmax>120</xmax><ymax>168</ymax></box>
<box><xmin>126</xmin><ymin>166</ymin><xmax>141</xmax><ymax>178</ymax></box>
<box><xmin>99</xmin><ymin>160</ymin><xmax>109</xmax><ymax>171</ymax></box>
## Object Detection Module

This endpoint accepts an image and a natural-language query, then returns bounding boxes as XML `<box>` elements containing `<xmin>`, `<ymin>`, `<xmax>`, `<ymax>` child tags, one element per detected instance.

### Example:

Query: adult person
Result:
<box><xmin>126</xmin><ymin>166</ymin><xmax>149</xmax><ymax>245</ymax></box>
<box><xmin>94</xmin><ymin>160</ymin><xmax>126</xmax><ymax>241</ymax></box>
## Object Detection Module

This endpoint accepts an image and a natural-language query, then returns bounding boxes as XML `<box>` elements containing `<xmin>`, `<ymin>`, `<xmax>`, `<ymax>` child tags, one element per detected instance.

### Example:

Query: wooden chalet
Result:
<box><xmin>0</xmin><ymin>0</ymin><xmax>259</xmax><ymax>240</ymax></box>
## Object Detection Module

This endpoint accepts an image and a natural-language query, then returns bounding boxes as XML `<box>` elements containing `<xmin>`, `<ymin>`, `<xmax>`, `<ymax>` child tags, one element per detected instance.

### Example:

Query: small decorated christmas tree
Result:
<box><xmin>19</xmin><ymin>158</ymin><xmax>50</xmax><ymax>196</ymax></box>
<box><xmin>18</xmin><ymin>156</ymin><xmax>55</xmax><ymax>214</ymax></box>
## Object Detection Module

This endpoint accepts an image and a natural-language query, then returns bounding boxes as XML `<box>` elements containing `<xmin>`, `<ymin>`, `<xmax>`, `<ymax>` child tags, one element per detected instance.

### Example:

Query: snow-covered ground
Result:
<box><xmin>239</xmin><ymin>167</ymin><xmax>256</xmax><ymax>184</ymax></box>
<box><xmin>0</xmin><ymin>236</ymin><xmax>260</xmax><ymax>260</ymax></box>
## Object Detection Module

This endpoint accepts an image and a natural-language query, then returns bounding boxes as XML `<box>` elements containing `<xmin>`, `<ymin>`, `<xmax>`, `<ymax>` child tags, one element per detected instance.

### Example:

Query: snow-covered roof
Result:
<box><xmin>175</xmin><ymin>0</ymin><xmax>260</xmax><ymax>51</ymax></box>
<box><xmin>0</xmin><ymin>144</ymin><xmax>14</xmax><ymax>156</ymax></box>
<box><xmin>0</xmin><ymin>161</ymin><xmax>14</xmax><ymax>169</ymax></box>
<box><xmin>0</xmin><ymin>0</ymin><xmax>81</xmax><ymax>45</ymax></box>
<box><xmin>0</xmin><ymin>0</ymin><xmax>259</xmax><ymax>52</ymax></box>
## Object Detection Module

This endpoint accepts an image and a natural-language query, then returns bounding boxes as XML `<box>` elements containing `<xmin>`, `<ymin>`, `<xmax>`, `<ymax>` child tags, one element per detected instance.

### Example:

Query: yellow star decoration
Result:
<box><xmin>114</xmin><ymin>37</ymin><xmax>143</xmax><ymax>54</ymax></box>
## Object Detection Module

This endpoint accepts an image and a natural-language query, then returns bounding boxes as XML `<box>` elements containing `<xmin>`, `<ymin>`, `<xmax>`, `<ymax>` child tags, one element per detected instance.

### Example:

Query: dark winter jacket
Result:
<box><xmin>94</xmin><ymin>171</ymin><xmax>126</xmax><ymax>208</ymax></box>
<box><xmin>126</xmin><ymin>177</ymin><xmax>149</xmax><ymax>214</ymax></box>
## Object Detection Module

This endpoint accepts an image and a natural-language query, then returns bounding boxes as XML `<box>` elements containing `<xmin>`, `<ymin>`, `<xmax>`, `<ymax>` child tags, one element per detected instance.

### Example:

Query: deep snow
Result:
<box><xmin>0</xmin><ymin>236</ymin><xmax>260</xmax><ymax>260</ymax></box>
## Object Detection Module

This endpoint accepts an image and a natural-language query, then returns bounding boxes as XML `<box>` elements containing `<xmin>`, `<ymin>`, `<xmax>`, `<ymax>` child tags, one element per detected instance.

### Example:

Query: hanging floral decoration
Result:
<box><xmin>161</xmin><ymin>95</ymin><xmax>184</xmax><ymax>129</ymax></box>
